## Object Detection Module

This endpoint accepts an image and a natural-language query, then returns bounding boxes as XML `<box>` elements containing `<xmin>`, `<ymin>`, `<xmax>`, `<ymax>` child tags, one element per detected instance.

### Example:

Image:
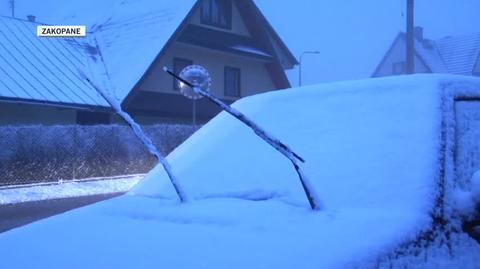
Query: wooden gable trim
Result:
<box><xmin>235</xmin><ymin>0</ymin><xmax>291</xmax><ymax>88</ymax></box>
<box><xmin>177</xmin><ymin>24</ymin><xmax>274</xmax><ymax>61</ymax></box>
<box><xmin>0</xmin><ymin>96</ymin><xmax>113</xmax><ymax>112</ymax></box>
<box><xmin>265</xmin><ymin>62</ymin><xmax>291</xmax><ymax>89</ymax></box>
<box><xmin>237</xmin><ymin>0</ymin><xmax>298</xmax><ymax>66</ymax></box>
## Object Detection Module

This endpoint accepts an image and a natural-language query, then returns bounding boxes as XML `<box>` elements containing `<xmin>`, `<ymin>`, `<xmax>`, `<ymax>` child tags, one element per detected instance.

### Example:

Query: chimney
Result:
<box><xmin>414</xmin><ymin>26</ymin><xmax>423</xmax><ymax>41</ymax></box>
<box><xmin>26</xmin><ymin>15</ymin><xmax>36</xmax><ymax>22</ymax></box>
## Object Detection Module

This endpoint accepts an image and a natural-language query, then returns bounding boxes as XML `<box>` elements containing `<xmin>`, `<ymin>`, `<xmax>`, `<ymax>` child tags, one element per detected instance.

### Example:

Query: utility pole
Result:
<box><xmin>9</xmin><ymin>0</ymin><xmax>15</xmax><ymax>18</ymax></box>
<box><xmin>406</xmin><ymin>0</ymin><xmax>415</xmax><ymax>74</ymax></box>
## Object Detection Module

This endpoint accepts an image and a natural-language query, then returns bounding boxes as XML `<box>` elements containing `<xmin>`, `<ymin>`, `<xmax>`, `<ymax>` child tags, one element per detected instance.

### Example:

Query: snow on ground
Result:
<box><xmin>0</xmin><ymin>75</ymin><xmax>479</xmax><ymax>268</ymax></box>
<box><xmin>0</xmin><ymin>175</ymin><xmax>143</xmax><ymax>205</ymax></box>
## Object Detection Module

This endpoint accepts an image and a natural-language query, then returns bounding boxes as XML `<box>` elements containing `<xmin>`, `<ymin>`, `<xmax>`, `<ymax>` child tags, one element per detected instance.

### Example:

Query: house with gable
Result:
<box><xmin>372</xmin><ymin>27</ymin><xmax>480</xmax><ymax>78</ymax></box>
<box><xmin>0</xmin><ymin>0</ymin><xmax>297</xmax><ymax>125</ymax></box>
<box><xmin>0</xmin><ymin>15</ymin><xmax>112</xmax><ymax>125</ymax></box>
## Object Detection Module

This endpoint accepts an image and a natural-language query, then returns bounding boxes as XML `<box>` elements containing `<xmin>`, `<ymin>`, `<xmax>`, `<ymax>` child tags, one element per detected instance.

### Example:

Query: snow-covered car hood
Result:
<box><xmin>1</xmin><ymin>74</ymin><xmax>480</xmax><ymax>268</ymax></box>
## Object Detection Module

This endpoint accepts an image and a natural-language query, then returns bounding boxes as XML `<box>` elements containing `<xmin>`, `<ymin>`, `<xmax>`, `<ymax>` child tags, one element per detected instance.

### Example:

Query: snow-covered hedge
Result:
<box><xmin>0</xmin><ymin>124</ymin><xmax>196</xmax><ymax>186</ymax></box>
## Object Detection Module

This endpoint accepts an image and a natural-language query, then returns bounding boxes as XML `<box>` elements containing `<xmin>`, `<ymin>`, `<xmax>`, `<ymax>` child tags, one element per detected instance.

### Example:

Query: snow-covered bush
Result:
<box><xmin>0</xmin><ymin>124</ymin><xmax>197</xmax><ymax>186</ymax></box>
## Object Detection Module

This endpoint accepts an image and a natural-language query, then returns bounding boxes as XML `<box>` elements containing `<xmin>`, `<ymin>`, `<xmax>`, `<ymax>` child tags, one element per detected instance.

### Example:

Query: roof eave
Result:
<box><xmin>0</xmin><ymin>96</ymin><xmax>113</xmax><ymax>112</ymax></box>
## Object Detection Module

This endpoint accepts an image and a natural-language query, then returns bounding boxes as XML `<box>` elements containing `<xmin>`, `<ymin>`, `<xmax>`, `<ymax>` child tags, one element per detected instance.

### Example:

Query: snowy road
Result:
<box><xmin>0</xmin><ymin>175</ymin><xmax>143</xmax><ymax>233</ymax></box>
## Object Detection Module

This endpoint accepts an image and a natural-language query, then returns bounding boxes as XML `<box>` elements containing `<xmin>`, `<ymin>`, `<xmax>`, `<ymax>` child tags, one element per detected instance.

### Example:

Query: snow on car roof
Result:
<box><xmin>0</xmin><ymin>16</ymin><xmax>109</xmax><ymax>108</ymax></box>
<box><xmin>0</xmin><ymin>74</ymin><xmax>479</xmax><ymax>268</ymax></box>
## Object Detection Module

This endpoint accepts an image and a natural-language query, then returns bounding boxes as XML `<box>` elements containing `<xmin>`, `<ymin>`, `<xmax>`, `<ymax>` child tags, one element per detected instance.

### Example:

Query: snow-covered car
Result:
<box><xmin>0</xmin><ymin>74</ymin><xmax>479</xmax><ymax>269</ymax></box>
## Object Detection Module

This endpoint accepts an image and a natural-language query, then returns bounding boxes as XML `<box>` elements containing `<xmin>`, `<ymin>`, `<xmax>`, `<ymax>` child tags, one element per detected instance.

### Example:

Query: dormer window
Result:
<box><xmin>201</xmin><ymin>0</ymin><xmax>232</xmax><ymax>30</ymax></box>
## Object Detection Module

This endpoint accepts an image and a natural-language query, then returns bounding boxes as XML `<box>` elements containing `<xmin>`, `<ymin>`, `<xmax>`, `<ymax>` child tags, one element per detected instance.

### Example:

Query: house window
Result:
<box><xmin>224</xmin><ymin>66</ymin><xmax>241</xmax><ymax>97</ymax></box>
<box><xmin>392</xmin><ymin>61</ymin><xmax>406</xmax><ymax>75</ymax></box>
<box><xmin>201</xmin><ymin>0</ymin><xmax>232</xmax><ymax>29</ymax></box>
<box><xmin>76</xmin><ymin>111</ymin><xmax>110</xmax><ymax>125</ymax></box>
<box><xmin>173</xmin><ymin>58</ymin><xmax>193</xmax><ymax>91</ymax></box>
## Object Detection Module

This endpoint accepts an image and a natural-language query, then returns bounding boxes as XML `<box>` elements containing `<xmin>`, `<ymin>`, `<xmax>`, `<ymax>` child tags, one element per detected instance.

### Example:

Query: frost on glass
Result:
<box><xmin>455</xmin><ymin>100</ymin><xmax>480</xmax><ymax>187</ymax></box>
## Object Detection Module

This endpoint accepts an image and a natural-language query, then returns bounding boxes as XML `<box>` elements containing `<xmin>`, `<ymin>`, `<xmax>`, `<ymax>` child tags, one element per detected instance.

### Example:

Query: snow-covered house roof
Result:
<box><xmin>435</xmin><ymin>33</ymin><xmax>480</xmax><ymax>75</ymax></box>
<box><xmin>0</xmin><ymin>16</ymin><xmax>109</xmax><ymax>108</ymax></box>
<box><xmin>374</xmin><ymin>31</ymin><xmax>480</xmax><ymax>77</ymax></box>
<box><xmin>90</xmin><ymin>0</ymin><xmax>197</xmax><ymax>100</ymax></box>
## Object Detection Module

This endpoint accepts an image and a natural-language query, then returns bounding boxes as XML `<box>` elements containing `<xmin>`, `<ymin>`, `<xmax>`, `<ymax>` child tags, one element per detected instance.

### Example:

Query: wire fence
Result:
<box><xmin>0</xmin><ymin>124</ymin><xmax>197</xmax><ymax>187</ymax></box>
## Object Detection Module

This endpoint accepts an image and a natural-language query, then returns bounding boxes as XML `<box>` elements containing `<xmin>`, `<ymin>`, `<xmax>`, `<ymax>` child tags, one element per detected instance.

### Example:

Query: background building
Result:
<box><xmin>372</xmin><ymin>27</ymin><xmax>480</xmax><ymax>78</ymax></box>
<box><xmin>0</xmin><ymin>0</ymin><xmax>297</xmax><ymax>125</ymax></box>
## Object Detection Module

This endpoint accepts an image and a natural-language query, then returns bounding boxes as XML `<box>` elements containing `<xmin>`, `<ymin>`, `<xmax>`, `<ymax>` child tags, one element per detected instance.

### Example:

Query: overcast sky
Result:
<box><xmin>255</xmin><ymin>0</ymin><xmax>480</xmax><ymax>86</ymax></box>
<box><xmin>1</xmin><ymin>0</ymin><xmax>479</xmax><ymax>87</ymax></box>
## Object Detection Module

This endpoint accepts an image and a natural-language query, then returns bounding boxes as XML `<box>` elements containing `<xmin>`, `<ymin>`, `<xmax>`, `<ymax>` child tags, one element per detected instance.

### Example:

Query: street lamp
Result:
<box><xmin>177</xmin><ymin>65</ymin><xmax>211</xmax><ymax>127</ymax></box>
<box><xmin>299</xmin><ymin>51</ymin><xmax>320</xmax><ymax>86</ymax></box>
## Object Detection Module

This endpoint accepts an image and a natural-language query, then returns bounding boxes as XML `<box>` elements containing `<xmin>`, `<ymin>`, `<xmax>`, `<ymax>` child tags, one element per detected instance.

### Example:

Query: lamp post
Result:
<box><xmin>299</xmin><ymin>51</ymin><xmax>320</xmax><ymax>86</ymax></box>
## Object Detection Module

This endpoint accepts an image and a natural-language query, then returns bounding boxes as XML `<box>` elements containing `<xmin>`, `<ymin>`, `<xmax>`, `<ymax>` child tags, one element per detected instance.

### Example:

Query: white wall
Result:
<box><xmin>373</xmin><ymin>37</ymin><xmax>430</xmax><ymax>77</ymax></box>
<box><xmin>140</xmin><ymin>43</ymin><xmax>276</xmax><ymax>101</ymax></box>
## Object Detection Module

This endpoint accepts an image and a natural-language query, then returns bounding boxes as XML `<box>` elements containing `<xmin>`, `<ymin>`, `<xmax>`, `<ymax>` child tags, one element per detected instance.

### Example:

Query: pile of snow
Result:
<box><xmin>0</xmin><ymin>175</ymin><xmax>142</xmax><ymax>205</ymax></box>
<box><xmin>0</xmin><ymin>75</ymin><xmax>479</xmax><ymax>268</ymax></box>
